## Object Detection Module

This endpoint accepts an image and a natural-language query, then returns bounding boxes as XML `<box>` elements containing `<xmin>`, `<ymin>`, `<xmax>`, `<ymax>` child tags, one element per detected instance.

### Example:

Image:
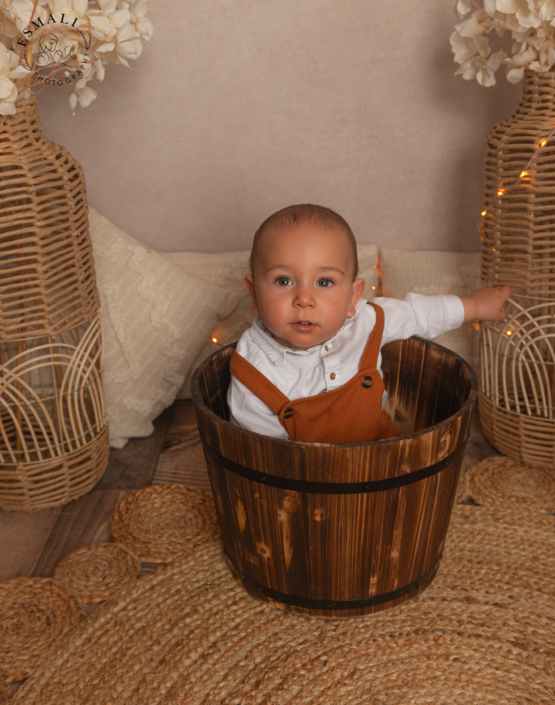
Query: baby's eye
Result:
<box><xmin>317</xmin><ymin>278</ymin><xmax>333</xmax><ymax>288</ymax></box>
<box><xmin>276</xmin><ymin>277</ymin><xmax>292</xmax><ymax>286</ymax></box>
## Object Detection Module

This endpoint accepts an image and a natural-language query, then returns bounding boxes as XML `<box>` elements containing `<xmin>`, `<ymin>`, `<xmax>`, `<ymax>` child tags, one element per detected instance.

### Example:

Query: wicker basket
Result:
<box><xmin>479</xmin><ymin>71</ymin><xmax>555</xmax><ymax>468</ymax></box>
<box><xmin>0</xmin><ymin>99</ymin><xmax>109</xmax><ymax>510</ymax></box>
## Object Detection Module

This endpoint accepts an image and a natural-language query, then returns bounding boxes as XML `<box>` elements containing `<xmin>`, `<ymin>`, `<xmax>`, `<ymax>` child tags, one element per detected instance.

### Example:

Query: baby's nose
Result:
<box><xmin>295</xmin><ymin>286</ymin><xmax>314</xmax><ymax>306</ymax></box>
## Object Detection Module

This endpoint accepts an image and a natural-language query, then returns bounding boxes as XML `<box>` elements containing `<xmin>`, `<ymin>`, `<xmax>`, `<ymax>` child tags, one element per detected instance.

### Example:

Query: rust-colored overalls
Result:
<box><xmin>229</xmin><ymin>303</ymin><xmax>399</xmax><ymax>444</ymax></box>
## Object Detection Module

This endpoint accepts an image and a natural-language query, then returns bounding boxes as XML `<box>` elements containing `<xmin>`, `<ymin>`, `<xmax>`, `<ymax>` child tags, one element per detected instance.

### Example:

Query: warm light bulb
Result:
<box><xmin>492</xmin><ymin>247</ymin><xmax>497</xmax><ymax>252</ymax></box>
<box><xmin>497</xmin><ymin>188</ymin><xmax>505</xmax><ymax>196</ymax></box>
<box><xmin>520</xmin><ymin>170</ymin><xmax>530</xmax><ymax>178</ymax></box>
<box><xmin>472</xmin><ymin>321</ymin><xmax>480</xmax><ymax>332</ymax></box>
<box><xmin>211</xmin><ymin>337</ymin><xmax>218</xmax><ymax>343</ymax></box>
<box><xmin>371</xmin><ymin>285</ymin><xmax>376</xmax><ymax>290</ymax></box>
<box><xmin>540</xmin><ymin>139</ymin><xmax>548</xmax><ymax>147</ymax></box>
<box><xmin>481</xmin><ymin>210</ymin><xmax>487</xmax><ymax>216</ymax></box>
<box><xmin>504</xmin><ymin>328</ymin><xmax>513</xmax><ymax>336</ymax></box>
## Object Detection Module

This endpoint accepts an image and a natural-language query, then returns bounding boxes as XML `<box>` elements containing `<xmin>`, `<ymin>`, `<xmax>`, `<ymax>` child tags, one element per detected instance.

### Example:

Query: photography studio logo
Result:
<box><xmin>17</xmin><ymin>14</ymin><xmax>92</xmax><ymax>87</ymax></box>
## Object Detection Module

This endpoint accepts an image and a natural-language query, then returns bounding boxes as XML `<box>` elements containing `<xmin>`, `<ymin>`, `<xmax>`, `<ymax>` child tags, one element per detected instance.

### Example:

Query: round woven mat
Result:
<box><xmin>0</xmin><ymin>578</ymin><xmax>85</xmax><ymax>683</ymax></box>
<box><xmin>13</xmin><ymin>499</ymin><xmax>555</xmax><ymax>704</ymax></box>
<box><xmin>110</xmin><ymin>484</ymin><xmax>219</xmax><ymax>563</ymax></box>
<box><xmin>458</xmin><ymin>455</ymin><xmax>555</xmax><ymax>514</ymax></box>
<box><xmin>54</xmin><ymin>543</ymin><xmax>141</xmax><ymax>604</ymax></box>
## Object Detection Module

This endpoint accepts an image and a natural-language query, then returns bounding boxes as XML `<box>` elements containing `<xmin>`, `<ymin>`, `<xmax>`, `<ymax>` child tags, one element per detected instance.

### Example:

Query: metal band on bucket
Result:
<box><xmin>201</xmin><ymin>435</ymin><xmax>467</xmax><ymax>495</ymax></box>
<box><xmin>226</xmin><ymin>552</ymin><xmax>441</xmax><ymax>611</ymax></box>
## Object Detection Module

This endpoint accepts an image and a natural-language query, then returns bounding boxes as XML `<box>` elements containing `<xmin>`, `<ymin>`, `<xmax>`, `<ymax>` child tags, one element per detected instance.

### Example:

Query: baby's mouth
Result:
<box><xmin>292</xmin><ymin>321</ymin><xmax>316</xmax><ymax>331</ymax></box>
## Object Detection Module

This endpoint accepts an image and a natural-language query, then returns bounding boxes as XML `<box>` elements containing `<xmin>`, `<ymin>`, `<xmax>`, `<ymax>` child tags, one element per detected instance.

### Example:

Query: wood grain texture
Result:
<box><xmin>160</xmin><ymin>401</ymin><xmax>200</xmax><ymax>452</ymax></box>
<box><xmin>0</xmin><ymin>507</ymin><xmax>61</xmax><ymax>580</ymax></box>
<box><xmin>191</xmin><ymin>338</ymin><xmax>478</xmax><ymax>618</ymax></box>
<box><xmin>461</xmin><ymin>408</ymin><xmax>500</xmax><ymax>474</ymax></box>
<box><xmin>152</xmin><ymin>401</ymin><xmax>211</xmax><ymax>490</ymax></box>
<box><xmin>153</xmin><ymin>442</ymin><xmax>211</xmax><ymax>491</ymax></box>
<box><xmin>32</xmin><ymin>490</ymin><xmax>125</xmax><ymax>578</ymax></box>
<box><xmin>95</xmin><ymin>406</ymin><xmax>173</xmax><ymax>490</ymax></box>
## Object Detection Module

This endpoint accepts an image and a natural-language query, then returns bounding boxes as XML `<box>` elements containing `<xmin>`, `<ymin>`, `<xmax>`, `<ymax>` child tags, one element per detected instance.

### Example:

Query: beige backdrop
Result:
<box><xmin>36</xmin><ymin>0</ymin><xmax>520</xmax><ymax>254</ymax></box>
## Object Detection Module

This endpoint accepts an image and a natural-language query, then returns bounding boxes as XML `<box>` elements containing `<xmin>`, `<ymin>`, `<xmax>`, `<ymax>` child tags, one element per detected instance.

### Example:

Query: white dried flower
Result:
<box><xmin>496</xmin><ymin>0</ymin><xmax>541</xmax><ymax>29</ymax></box>
<box><xmin>454</xmin><ymin>0</ymin><xmax>473</xmax><ymax>19</ymax></box>
<box><xmin>0</xmin><ymin>0</ymin><xmax>152</xmax><ymax>111</ymax></box>
<box><xmin>457</xmin><ymin>50</ymin><xmax>508</xmax><ymax>86</ymax></box>
<box><xmin>452</xmin><ymin>1</ymin><xmax>555</xmax><ymax>85</ymax></box>
<box><xmin>484</xmin><ymin>0</ymin><xmax>498</xmax><ymax>18</ymax></box>
<box><xmin>540</xmin><ymin>0</ymin><xmax>555</xmax><ymax>21</ymax></box>
<box><xmin>0</xmin><ymin>41</ymin><xmax>28</xmax><ymax>113</ymax></box>
<box><xmin>455</xmin><ymin>9</ymin><xmax>492</xmax><ymax>38</ymax></box>
<box><xmin>450</xmin><ymin>32</ymin><xmax>490</xmax><ymax>64</ymax></box>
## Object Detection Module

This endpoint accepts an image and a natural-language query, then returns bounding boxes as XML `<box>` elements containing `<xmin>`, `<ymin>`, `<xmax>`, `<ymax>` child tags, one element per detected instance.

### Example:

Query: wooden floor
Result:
<box><xmin>0</xmin><ymin>402</ymin><xmax>499</xmax><ymax>583</ymax></box>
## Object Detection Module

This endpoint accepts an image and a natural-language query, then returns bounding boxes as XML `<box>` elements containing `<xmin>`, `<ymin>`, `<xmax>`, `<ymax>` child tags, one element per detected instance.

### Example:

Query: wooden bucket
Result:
<box><xmin>191</xmin><ymin>337</ymin><xmax>477</xmax><ymax>618</ymax></box>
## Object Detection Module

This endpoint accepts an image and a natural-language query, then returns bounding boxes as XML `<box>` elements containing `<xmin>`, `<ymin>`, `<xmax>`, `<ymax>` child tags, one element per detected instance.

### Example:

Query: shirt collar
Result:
<box><xmin>250</xmin><ymin>298</ymin><xmax>368</xmax><ymax>365</ymax></box>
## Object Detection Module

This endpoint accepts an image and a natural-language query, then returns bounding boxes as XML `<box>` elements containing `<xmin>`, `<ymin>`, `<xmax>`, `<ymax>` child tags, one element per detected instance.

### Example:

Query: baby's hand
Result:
<box><xmin>461</xmin><ymin>286</ymin><xmax>512</xmax><ymax>322</ymax></box>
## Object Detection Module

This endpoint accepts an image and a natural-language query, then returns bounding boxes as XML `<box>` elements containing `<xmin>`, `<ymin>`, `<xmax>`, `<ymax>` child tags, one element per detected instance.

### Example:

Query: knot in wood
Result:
<box><xmin>361</xmin><ymin>376</ymin><xmax>373</xmax><ymax>388</ymax></box>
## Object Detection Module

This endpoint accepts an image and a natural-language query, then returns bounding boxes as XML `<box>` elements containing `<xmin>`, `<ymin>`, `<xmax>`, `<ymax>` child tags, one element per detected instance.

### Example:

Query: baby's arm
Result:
<box><xmin>460</xmin><ymin>286</ymin><xmax>511</xmax><ymax>322</ymax></box>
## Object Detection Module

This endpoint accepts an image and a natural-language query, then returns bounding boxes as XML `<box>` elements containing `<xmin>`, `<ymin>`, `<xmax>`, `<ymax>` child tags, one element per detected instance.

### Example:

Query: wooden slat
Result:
<box><xmin>0</xmin><ymin>507</ymin><xmax>61</xmax><ymax>580</ymax></box>
<box><xmin>160</xmin><ymin>401</ymin><xmax>200</xmax><ymax>452</ymax></box>
<box><xmin>32</xmin><ymin>489</ymin><xmax>125</xmax><ymax>577</ymax></box>
<box><xmin>95</xmin><ymin>406</ymin><xmax>173</xmax><ymax>490</ymax></box>
<box><xmin>153</xmin><ymin>441</ymin><xmax>211</xmax><ymax>491</ymax></box>
<box><xmin>460</xmin><ymin>408</ymin><xmax>500</xmax><ymax>474</ymax></box>
<box><xmin>152</xmin><ymin>400</ymin><xmax>211</xmax><ymax>490</ymax></box>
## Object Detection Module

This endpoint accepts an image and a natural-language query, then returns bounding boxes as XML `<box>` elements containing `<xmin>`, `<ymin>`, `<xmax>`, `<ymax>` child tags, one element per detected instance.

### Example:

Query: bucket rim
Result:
<box><xmin>190</xmin><ymin>336</ymin><xmax>478</xmax><ymax>449</ymax></box>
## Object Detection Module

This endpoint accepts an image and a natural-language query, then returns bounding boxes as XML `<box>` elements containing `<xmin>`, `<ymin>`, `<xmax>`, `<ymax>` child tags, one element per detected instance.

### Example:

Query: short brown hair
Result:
<box><xmin>249</xmin><ymin>204</ymin><xmax>359</xmax><ymax>279</ymax></box>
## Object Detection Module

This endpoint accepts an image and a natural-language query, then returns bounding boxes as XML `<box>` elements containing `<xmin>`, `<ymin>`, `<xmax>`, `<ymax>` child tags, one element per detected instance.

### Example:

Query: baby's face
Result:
<box><xmin>245</xmin><ymin>222</ymin><xmax>365</xmax><ymax>350</ymax></box>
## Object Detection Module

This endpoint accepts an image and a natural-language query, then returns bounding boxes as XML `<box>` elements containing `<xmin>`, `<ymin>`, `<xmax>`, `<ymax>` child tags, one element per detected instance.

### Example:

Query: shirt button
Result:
<box><xmin>325</xmin><ymin>345</ymin><xmax>329</xmax><ymax>351</ymax></box>
<box><xmin>330</xmin><ymin>372</ymin><xmax>336</xmax><ymax>380</ymax></box>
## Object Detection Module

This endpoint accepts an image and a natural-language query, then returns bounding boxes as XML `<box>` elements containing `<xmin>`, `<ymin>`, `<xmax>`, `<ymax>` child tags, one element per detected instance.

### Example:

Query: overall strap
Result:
<box><xmin>359</xmin><ymin>303</ymin><xmax>385</xmax><ymax>371</ymax></box>
<box><xmin>230</xmin><ymin>350</ymin><xmax>290</xmax><ymax>415</ymax></box>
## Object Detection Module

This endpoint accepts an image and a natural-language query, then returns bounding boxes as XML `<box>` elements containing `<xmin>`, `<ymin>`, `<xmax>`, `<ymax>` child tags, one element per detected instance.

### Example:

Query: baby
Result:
<box><xmin>227</xmin><ymin>204</ymin><xmax>511</xmax><ymax>443</ymax></box>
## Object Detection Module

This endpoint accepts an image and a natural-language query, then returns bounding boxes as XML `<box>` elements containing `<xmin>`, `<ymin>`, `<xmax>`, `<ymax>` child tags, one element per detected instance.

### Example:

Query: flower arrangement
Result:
<box><xmin>0</xmin><ymin>0</ymin><xmax>153</xmax><ymax>114</ymax></box>
<box><xmin>451</xmin><ymin>0</ymin><xmax>555</xmax><ymax>86</ymax></box>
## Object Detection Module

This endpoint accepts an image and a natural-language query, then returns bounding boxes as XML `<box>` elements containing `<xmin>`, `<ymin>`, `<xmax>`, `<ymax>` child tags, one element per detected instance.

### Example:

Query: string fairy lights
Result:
<box><xmin>453</xmin><ymin>4</ymin><xmax>555</xmax><ymax>466</ymax></box>
<box><xmin>481</xmin><ymin>123</ymin><xmax>555</xmax><ymax>221</ymax></box>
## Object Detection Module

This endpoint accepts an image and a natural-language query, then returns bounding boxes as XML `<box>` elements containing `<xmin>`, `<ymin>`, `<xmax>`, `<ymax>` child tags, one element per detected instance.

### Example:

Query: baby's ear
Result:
<box><xmin>347</xmin><ymin>277</ymin><xmax>365</xmax><ymax>317</ymax></box>
<box><xmin>244</xmin><ymin>274</ymin><xmax>260</xmax><ymax>315</ymax></box>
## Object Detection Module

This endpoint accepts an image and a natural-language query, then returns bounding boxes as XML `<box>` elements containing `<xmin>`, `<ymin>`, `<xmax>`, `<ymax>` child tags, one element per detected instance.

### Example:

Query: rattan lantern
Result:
<box><xmin>0</xmin><ymin>98</ymin><xmax>109</xmax><ymax>510</ymax></box>
<box><xmin>479</xmin><ymin>72</ymin><xmax>555</xmax><ymax>468</ymax></box>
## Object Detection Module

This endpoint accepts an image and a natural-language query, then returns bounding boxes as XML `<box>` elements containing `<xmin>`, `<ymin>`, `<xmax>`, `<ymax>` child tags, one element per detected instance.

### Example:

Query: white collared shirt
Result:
<box><xmin>227</xmin><ymin>294</ymin><xmax>465</xmax><ymax>439</ymax></box>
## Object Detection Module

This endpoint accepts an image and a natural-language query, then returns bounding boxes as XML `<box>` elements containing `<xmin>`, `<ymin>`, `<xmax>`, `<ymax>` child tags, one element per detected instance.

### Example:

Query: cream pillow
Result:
<box><xmin>168</xmin><ymin>244</ymin><xmax>379</xmax><ymax>399</ymax></box>
<box><xmin>89</xmin><ymin>209</ymin><xmax>239</xmax><ymax>448</ymax></box>
<box><xmin>379</xmin><ymin>249</ymin><xmax>481</xmax><ymax>369</ymax></box>
<box><xmin>168</xmin><ymin>250</ymin><xmax>252</xmax><ymax>348</ymax></box>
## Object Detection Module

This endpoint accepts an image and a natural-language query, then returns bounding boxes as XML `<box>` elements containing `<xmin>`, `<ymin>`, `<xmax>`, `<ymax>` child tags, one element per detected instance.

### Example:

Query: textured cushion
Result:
<box><xmin>168</xmin><ymin>244</ymin><xmax>380</xmax><ymax>399</ymax></box>
<box><xmin>379</xmin><ymin>249</ymin><xmax>481</xmax><ymax>369</ymax></box>
<box><xmin>89</xmin><ymin>209</ymin><xmax>238</xmax><ymax>448</ymax></box>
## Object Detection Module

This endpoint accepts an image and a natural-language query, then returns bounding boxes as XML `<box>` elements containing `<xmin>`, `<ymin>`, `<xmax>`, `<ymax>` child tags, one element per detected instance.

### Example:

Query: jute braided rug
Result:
<box><xmin>10</xmin><ymin>458</ymin><xmax>555</xmax><ymax>703</ymax></box>
<box><xmin>110</xmin><ymin>484</ymin><xmax>219</xmax><ymax>563</ymax></box>
<box><xmin>53</xmin><ymin>543</ymin><xmax>141</xmax><ymax>604</ymax></box>
<box><xmin>0</xmin><ymin>578</ymin><xmax>85</xmax><ymax>683</ymax></box>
